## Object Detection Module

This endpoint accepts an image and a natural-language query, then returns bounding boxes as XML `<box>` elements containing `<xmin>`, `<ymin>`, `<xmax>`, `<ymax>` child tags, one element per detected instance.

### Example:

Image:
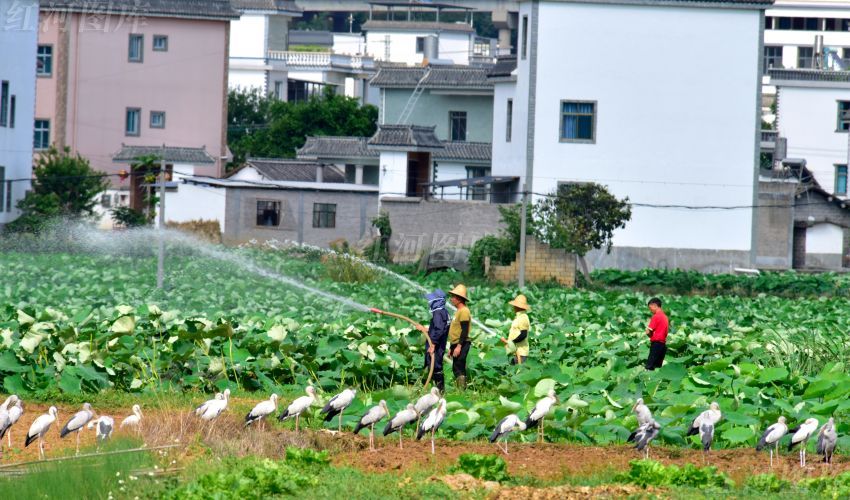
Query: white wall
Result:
<box><xmin>365</xmin><ymin>30</ymin><xmax>472</xmax><ymax>65</ymax></box>
<box><xmin>491</xmin><ymin>80</ymin><xmax>525</xmax><ymax>193</ymax></box>
<box><xmin>806</xmin><ymin>222</ymin><xmax>844</xmax><ymax>254</ymax></box>
<box><xmin>230</xmin><ymin>14</ymin><xmax>267</xmax><ymax>60</ymax></box>
<box><xmin>777</xmin><ymin>85</ymin><xmax>850</xmax><ymax>196</ymax></box>
<box><xmin>524</xmin><ymin>1</ymin><xmax>762</xmax><ymax>252</ymax></box>
<box><xmin>229</xmin><ymin>69</ymin><xmax>268</xmax><ymax>92</ymax></box>
<box><xmin>433</xmin><ymin>161</ymin><xmax>468</xmax><ymax>198</ymax></box>
<box><xmin>163</xmin><ymin>182</ymin><xmax>226</xmax><ymax>231</ymax></box>
<box><xmin>378</xmin><ymin>150</ymin><xmax>408</xmax><ymax>198</ymax></box>
<box><xmin>334</xmin><ymin>33</ymin><xmax>365</xmax><ymax>55</ymax></box>
<box><xmin>0</xmin><ymin>0</ymin><xmax>38</xmax><ymax>225</ymax></box>
<box><xmin>438</xmin><ymin>31</ymin><xmax>471</xmax><ymax>65</ymax></box>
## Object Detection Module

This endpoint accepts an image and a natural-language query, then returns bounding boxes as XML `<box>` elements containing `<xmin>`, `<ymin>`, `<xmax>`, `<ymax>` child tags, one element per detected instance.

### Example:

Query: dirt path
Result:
<box><xmin>2</xmin><ymin>404</ymin><xmax>847</xmax><ymax>486</ymax></box>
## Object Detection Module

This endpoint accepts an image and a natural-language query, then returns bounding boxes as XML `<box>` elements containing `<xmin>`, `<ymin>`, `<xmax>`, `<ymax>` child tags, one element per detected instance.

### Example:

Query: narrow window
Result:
<box><xmin>836</xmin><ymin>165</ymin><xmax>848</xmax><ymax>195</ymax></box>
<box><xmin>449</xmin><ymin>111</ymin><xmax>467</xmax><ymax>141</ymax></box>
<box><xmin>4</xmin><ymin>180</ymin><xmax>10</xmax><ymax>213</ymax></box>
<box><xmin>837</xmin><ymin>101</ymin><xmax>850</xmax><ymax>132</ymax></box>
<box><xmin>36</xmin><ymin>45</ymin><xmax>53</xmax><ymax>76</ymax></box>
<box><xmin>128</xmin><ymin>34</ymin><xmax>144</xmax><ymax>62</ymax></box>
<box><xmin>763</xmin><ymin>46</ymin><xmax>784</xmax><ymax>73</ymax></box>
<box><xmin>415</xmin><ymin>36</ymin><xmax>425</xmax><ymax>54</ymax></box>
<box><xmin>0</xmin><ymin>81</ymin><xmax>8</xmax><ymax>127</ymax></box>
<box><xmin>9</xmin><ymin>96</ymin><xmax>15</xmax><ymax>128</ymax></box>
<box><xmin>521</xmin><ymin>15</ymin><xmax>528</xmax><ymax>60</ymax></box>
<box><xmin>466</xmin><ymin>166</ymin><xmax>491</xmax><ymax>200</ymax></box>
<box><xmin>256</xmin><ymin>200</ymin><xmax>281</xmax><ymax>226</ymax></box>
<box><xmin>150</xmin><ymin>111</ymin><xmax>165</xmax><ymax>129</ymax></box>
<box><xmin>33</xmin><ymin>119</ymin><xmax>50</xmax><ymax>150</ymax></box>
<box><xmin>125</xmin><ymin>108</ymin><xmax>141</xmax><ymax>136</ymax></box>
<box><xmin>506</xmin><ymin>99</ymin><xmax>513</xmax><ymax>142</ymax></box>
<box><xmin>560</xmin><ymin>101</ymin><xmax>596</xmax><ymax>142</ymax></box>
<box><xmin>153</xmin><ymin>35</ymin><xmax>168</xmax><ymax>51</ymax></box>
<box><xmin>0</xmin><ymin>166</ymin><xmax>5</xmax><ymax>212</ymax></box>
<box><xmin>312</xmin><ymin>203</ymin><xmax>336</xmax><ymax>228</ymax></box>
<box><xmin>797</xmin><ymin>46</ymin><xmax>814</xmax><ymax>69</ymax></box>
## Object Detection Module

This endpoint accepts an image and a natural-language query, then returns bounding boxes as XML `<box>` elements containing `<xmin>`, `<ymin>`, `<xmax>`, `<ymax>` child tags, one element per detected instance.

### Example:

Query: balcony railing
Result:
<box><xmin>768</xmin><ymin>68</ymin><xmax>850</xmax><ymax>83</ymax></box>
<box><xmin>267</xmin><ymin>51</ymin><xmax>375</xmax><ymax>71</ymax></box>
<box><xmin>761</xmin><ymin>129</ymin><xmax>778</xmax><ymax>143</ymax></box>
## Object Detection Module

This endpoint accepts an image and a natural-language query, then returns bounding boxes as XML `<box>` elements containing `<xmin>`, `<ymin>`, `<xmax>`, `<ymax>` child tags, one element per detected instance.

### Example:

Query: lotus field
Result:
<box><xmin>3</xmin><ymin>240</ymin><xmax>850</xmax><ymax>498</ymax></box>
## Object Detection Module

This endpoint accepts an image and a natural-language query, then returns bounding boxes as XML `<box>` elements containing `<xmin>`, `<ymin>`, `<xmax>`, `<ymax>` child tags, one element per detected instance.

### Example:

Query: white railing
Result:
<box><xmin>267</xmin><ymin>51</ymin><xmax>375</xmax><ymax>71</ymax></box>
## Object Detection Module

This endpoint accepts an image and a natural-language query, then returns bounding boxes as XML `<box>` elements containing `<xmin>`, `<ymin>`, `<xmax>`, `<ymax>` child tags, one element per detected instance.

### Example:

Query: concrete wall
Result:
<box><xmin>0</xmin><ymin>0</ymin><xmax>38</xmax><ymax>226</ymax></box>
<box><xmin>382</xmin><ymin>88</ymin><xmax>493</xmax><ymax>142</ymax></box>
<box><xmin>496</xmin><ymin>1</ymin><xmax>762</xmax><ymax>259</ymax></box>
<box><xmin>223</xmin><ymin>187</ymin><xmax>378</xmax><ymax>246</ymax></box>
<box><xmin>755</xmin><ymin>179</ymin><xmax>796</xmax><ymax>269</ymax></box>
<box><xmin>365</xmin><ymin>30</ymin><xmax>471</xmax><ymax>65</ymax></box>
<box><xmin>777</xmin><ymin>85</ymin><xmax>850</xmax><ymax>199</ymax></box>
<box><xmin>487</xmin><ymin>237</ymin><xmax>576</xmax><ymax>286</ymax></box>
<box><xmin>381</xmin><ymin>197</ymin><xmax>504</xmax><ymax>263</ymax></box>
<box><xmin>585</xmin><ymin>247</ymin><xmax>752</xmax><ymax>273</ymax></box>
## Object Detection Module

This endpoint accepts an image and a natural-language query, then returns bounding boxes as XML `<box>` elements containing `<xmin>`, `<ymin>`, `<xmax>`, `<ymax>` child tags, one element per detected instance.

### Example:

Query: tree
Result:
<box><xmin>227</xmin><ymin>87</ymin><xmax>378</xmax><ymax>169</ymax></box>
<box><xmin>6</xmin><ymin>147</ymin><xmax>108</xmax><ymax>233</ymax></box>
<box><xmin>533</xmin><ymin>183</ymin><xmax>632</xmax><ymax>281</ymax></box>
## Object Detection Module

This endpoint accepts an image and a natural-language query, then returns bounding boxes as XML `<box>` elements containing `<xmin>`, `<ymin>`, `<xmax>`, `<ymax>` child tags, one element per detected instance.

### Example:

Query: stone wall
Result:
<box><xmin>381</xmin><ymin>197</ymin><xmax>505</xmax><ymax>263</ymax></box>
<box><xmin>486</xmin><ymin>237</ymin><xmax>576</xmax><ymax>286</ymax></box>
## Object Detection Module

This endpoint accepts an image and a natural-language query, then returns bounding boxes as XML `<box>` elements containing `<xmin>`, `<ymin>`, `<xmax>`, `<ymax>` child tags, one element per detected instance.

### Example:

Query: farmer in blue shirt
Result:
<box><xmin>418</xmin><ymin>289</ymin><xmax>449</xmax><ymax>392</ymax></box>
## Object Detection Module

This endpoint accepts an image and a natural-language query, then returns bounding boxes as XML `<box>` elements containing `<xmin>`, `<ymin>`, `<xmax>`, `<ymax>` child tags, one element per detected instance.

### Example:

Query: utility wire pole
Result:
<box><xmin>156</xmin><ymin>144</ymin><xmax>166</xmax><ymax>289</ymax></box>
<box><xmin>518</xmin><ymin>183</ymin><xmax>528</xmax><ymax>288</ymax></box>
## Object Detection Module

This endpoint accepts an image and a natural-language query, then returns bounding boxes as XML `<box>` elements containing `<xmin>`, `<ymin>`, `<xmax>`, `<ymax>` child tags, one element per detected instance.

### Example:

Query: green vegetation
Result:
<box><xmin>451</xmin><ymin>453</ymin><xmax>510</xmax><ymax>482</ymax></box>
<box><xmin>616</xmin><ymin>460</ymin><xmax>731</xmax><ymax>489</ymax></box>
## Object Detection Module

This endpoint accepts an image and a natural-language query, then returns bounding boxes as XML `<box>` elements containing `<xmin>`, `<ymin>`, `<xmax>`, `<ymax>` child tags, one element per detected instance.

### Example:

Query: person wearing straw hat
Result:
<box><xmin>417</xmin><ymin>289</ymin><xmax>449</xmax><ymax>392</ymax></box>
<box><xmin>501</xmin><ymin>294</ymin><xmax>531</xmax><ymax>364</ymax></box>
<box><xmin>447</xmin><ymin>284</ymin><xmax>472</xmax><ymax>390</ymax></box>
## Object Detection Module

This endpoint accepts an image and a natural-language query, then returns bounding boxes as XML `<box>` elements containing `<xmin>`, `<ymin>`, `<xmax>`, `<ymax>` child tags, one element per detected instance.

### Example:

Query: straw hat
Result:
<box><xmin>509</xmin><ymin>294</ymin><xmax>530</xmax><ymax>311</ymax></box>
<box><xmin>448</xmin><ymin>284</ymin><xmax>469</xmax><ymax>301</ymax></box>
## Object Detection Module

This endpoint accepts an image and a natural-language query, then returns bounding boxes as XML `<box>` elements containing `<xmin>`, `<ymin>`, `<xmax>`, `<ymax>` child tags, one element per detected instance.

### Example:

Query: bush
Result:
<box><xmin>285</xmin><ymin>447</ymin><xmax>330</xmax><ymax>466</ymax></box>
<box><xmin>616</xmin><ymin>460</ymin><xmax>731</xmax><ymax>489</ymax></box>
<box><xmin>468</xmin><ymin>235</ymin><xmax>516</xmax><ymax>276</ymax></box>
<box><xmin>363</xmin><ymin>211</ymin><xmax>391</xmax><ymax>264</ymax></box>
<box><xmin>798</xmin><ymin>471</ymin><xmax>850</xmax><ymax>497</ymax></box>
<box><xmin>166</xmin><ymin>458</ymin><xmax>316</xmax><ymax>499</ymax></box>
<box><xmin>745</xmin><ymin>474</ymin><xmax>790</xmax><ymax>493</ymax></box>
<box><xmin>111</xmin><ymin>206</ymin><xmax>149</xmax><ymax>228</ymax></box>
<box><xmin>450</xmin><ymin>453</ymin><xmax>509</xmax><ymax>482</ymax></box>
<box><xmin>323</xmin><ymin>241</ymin><xmax>377</xmax><ymax>283</ymax></box>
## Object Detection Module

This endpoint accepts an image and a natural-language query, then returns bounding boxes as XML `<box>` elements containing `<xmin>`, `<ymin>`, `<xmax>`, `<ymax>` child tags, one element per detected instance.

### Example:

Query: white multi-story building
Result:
<box><xmin>0</xmin><ymin>0</ymin><xmax>38</xmax><ymax>227</ymax></box>
<box><xmin>490</xmin><ymin>0</ymin><xmax>768</xmax><ymax>271</ymax></box>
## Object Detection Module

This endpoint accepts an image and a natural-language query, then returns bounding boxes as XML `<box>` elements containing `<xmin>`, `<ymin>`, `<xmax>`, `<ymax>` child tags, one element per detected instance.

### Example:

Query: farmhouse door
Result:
<box><xmin>792</xmin><ymin>224</ymin><xmax>806</xmax><ymax>269</ymax></box>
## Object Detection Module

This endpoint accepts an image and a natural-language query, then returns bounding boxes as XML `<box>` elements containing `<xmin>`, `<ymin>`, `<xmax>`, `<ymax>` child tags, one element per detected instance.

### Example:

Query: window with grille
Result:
<box><xmin>449</xmin><ymin>111</ymin><xmax>467</xmax><ymax>141</ymax></box>
<box><xmin>764</xmin><ymin>46</ymin><xmax>783</xmax><ymax>72</ymax></box>
<box><xmin>256</xmin><ymin>200</ymin><xmax>281</xmax><ymax>227</ymax></box>
<box><xmin>838</xmin><ymin>101</ymin><xmax>850</xmax><ymax>131</ymax></box>
<box><xmin>798</xmin><ymin>46</ymin><xmax>814</xmax><ymax>69</ymax></box>
<box><xmin>128</xmin><ymin>34</ymin><xmax>144</xmax><ymax>62</ymax></box>
<box><xmin>37</xmin><ymin>45</ymin><xmax>53</xmax><ymax>76</ymax></box>
<box><xmin>312</xmin><ymin>203</ymin><xmax>336</xmax><ymax>228</ymax></box>
<box><xmin>836</xmin><ymin>165</ymin><xmax>848</xmax><ymax>195</ymax></box>
<box><xmin>560</xmin><ymin>101</ymin><xmax>596</xmax><ymax>142</ymax></box>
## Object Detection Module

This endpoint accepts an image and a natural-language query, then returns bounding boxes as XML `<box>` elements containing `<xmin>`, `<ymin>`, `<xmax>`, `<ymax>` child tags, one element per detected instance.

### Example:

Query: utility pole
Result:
<box><xmin>156</xmin><ymin>144</ymin><xmax>166</xmax><ymax>289</ymax></box>
<box><xmin>518</xmin><ymin>183</ymin><xmax>528</xmax><ymax>288</ymax></box>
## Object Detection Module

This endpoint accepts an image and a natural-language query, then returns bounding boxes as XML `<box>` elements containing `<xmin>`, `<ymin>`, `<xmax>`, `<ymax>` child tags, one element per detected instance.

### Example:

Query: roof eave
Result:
<box><xmin>526</xmin><ymin>0</ymin><xmax>773</xmax><ymax>9</ymax></box>
<box><xmin>41</xmin><ymin>6</ymin><xmax>240</xmax><ymax>21</ymax></box>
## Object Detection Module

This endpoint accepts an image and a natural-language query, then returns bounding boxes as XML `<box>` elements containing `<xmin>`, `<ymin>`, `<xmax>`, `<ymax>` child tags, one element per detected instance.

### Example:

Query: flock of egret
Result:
<box><xmin>0</xmin><ymin>395</ymin><xmax>142</xmax><ymax>460</ymax></box>
<box><xmin>0</xmin><ymin>389</ymin><xmax>840</xmax><ymax>467</ymax></box>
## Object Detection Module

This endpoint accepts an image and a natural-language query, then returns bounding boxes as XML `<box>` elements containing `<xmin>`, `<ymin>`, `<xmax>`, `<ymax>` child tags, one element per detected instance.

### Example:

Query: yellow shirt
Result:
<box><xmin>507</xmin><ymin>312</ymin><xmax>530</xmax><ymax>357</ymax></box>
<box><xmin>449</xmin><ymin>306</ymin><xmax>471</xmax><ymax>344</ymax></box>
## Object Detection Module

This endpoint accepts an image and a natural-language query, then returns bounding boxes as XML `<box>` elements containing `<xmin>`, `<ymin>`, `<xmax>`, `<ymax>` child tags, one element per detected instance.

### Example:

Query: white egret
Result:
<box><xmin>383</xmin><ymin>403</ymin><xmax>417</xmax><ymax>449</ymax></box>
<box><xmin>788</xmin><ymin>417</ymin><xmax>819</xmax><ymax>467</ymax></box>
<box><xmin>525</xmin><ymin>389</ymin><xmax>558</xmax><ymax>443</ymax></box>
<box><xmin>416</xmin><ymin>398</ymin><xmax>447</xmax><ymax>454</ymax></box>
<box><xmin>278</xmin><ymin>386</ymin><xmax>316</xmax><ymax>432</ymax></box>
<box><xmin>120</xmin><ymin>404</ymin><xmax>143</xmax><ymax>436</ymax></box>
<box><xmin>321</xmin><ymin>388</ymin><xmax>356</xmax><ymax>433</ymax></box>
<box><xmin>633</xmin><ymin>420</ymin><xmax>661</xmax><ymax>459</ymax></box>
<box><xmin>413</xmin><ymin>387</ymin><xmax>441</xmax><ymax>431</ymax></box>
<box><xmin>25</xmin><ymin>406</ymin><xmax>58</xmax><ymax>460</ymax></box>
<box><xmin>353</xmin><ymin>400</ymin><xmax>389</xmax><ymax>451</ymax></box>
<box><xmin>756</xmin><ymin>416</ymin><xmax>788</xmax><ymax>467</ymax></box>
<box><xmin>490</xmin><ymin>414</ymin><xmax>526</xmax><ymax>455</ymax></box>
<box><xmin>60</xmin><ymin>403</ymin><xmax>95</xmax><ymax>455</ymax></box>
<box><xmin>87</xmin><ymin>416</ymin><xmax>114</xmax><ymax>449</ymax></box>
<box><xmin>245</xmin><ymin>394</ymin><xmax>279</xmax><ymax>431</ymax></box>
<box><xmin>817</xmin><ymin>417</ymin><xmax>837</xmax><ymax>465</ymax></box>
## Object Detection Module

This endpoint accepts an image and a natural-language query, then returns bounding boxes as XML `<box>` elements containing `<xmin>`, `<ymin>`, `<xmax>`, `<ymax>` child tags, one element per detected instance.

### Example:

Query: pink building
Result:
<box><xmin>35</xmin><ymin>0</ymin><xmax>238</xmax><ymax>183</ymax></box>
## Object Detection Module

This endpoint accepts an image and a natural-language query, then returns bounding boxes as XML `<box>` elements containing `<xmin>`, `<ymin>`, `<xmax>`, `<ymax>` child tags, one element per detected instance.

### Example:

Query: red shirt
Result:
<box><xmin>648</xmin><ymin>310</ymin><xmax>669</xmax><ymax>343</ymax></box>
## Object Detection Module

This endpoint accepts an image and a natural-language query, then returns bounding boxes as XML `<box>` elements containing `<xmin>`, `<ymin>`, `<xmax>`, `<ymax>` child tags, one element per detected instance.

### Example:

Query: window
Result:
<box><xmin>0</xmin><ymin>81</ymin><xmax>8</xmax><ymax>127</ymax></box>
<box><xmin>843</xmin><ymin>48</ymin><xmax>850</xmax><ymax>67</ymax></box>
<box><xmin>256</xmin><ymin>200</ymin><xmax>281</xmax><ymax>226</ymax></box>
<box><xmin>33</xmin><ymin>119</ymin><xmax>50</xmax><ymax>150</ymax></box>
<box><xmin>312</xmin><ymin>203</ymin><xmax>336</xmax><ymax>228</ymax></box>
<box><xmin>838</xmin><ymin>101</ymin><xmax>850</xmax><ymax>131</ymax></box>
<box><xmin>150</xmin><ymin>111</ymin><xmax>165</xmax><ymax>129</ymax></box>
<box><xmin>4</xmin><ymin>180</ymin><xmax>10</xmax><ymax>213</ymax></box>
<box><xmin>125</xmin><ymin>108</ymin><xmax>141</xmax><ymax>136</ymax></box>
<box><xmin>415</xmin><ymin>36</ymin><xmax>425</xmax><ymax>54</ymax></box>
<box><xmin>288</xmin><ymin>80</ymin><xmax>328</xmax><ymax>102</ymax></box>
<box><xmin>153</xmin><ymin>35</ymin><xmax>168</xmax><ymax>51</ymax></box>
<box><xmin>798</xmin><ymin>46</ymin><xmax>814</xmax><ymax>69</ymax></box>
<box><xmin>521</xmin><ymin>15</ymin><xmax>528</xmax><ymax>60</ymax></box>
<box><xmin>128</xmin><ymin>34</ymin><xmax>143</xmax><ymax>62</ymax></box>
<box><xmin>777</xmin><ymin>17</ymin><xmax>791</xmax><ymax>30</ymax></box>
<box><xmin>466</xmin><ymin>166</ymin><xmax>491</xmax><ymax>200</ymax></box>
<box><xmin>274</xmin><ymin>80</ymin><xmax>283</xmax><ymax>99</ymax></box>
<box><xmin>36</xmin><ymin>45</ymin><xmax>52</xmax><ymax>76</ymax></box>
<box><xmin>826</xmin><ymin>18</ymin><xmax>838</xmax><ymax>31</ymax></box>
<box><xmin>9</xmin><ymin>96</ymin><xmax>15</xmax><ymax>128</ymax></box>
<box><xmin>560</xmin><ymin>101</ymin><xmax>596</xmax><ymax>142</ymax></box>
<box><xmin>836</xmin><ymin>165</ymin><xmax>848</xmax><ymax>195</ymax></box>
<box><xmin>764</xmin><ymin>46</ymin><xmax>783</xmax><ymax>72</ymax></box>
<box><xmin>449</xmin><ymin>111</ymin><xmax>467</xmax><ymax>141</ymax></box>
<box><xmin>506</xmin><ymin>99</ymin><xmax>513</xmax><ymax>142</ymax></box>
<box><xmin>100</xmin><ymin>193</ymin><xmax>112</xmax><ymax>208</ymax></box>
<box><xmin>0</xmin><ymin>167</ymin><xmax>4</xmax><ymax>212</ymax></box>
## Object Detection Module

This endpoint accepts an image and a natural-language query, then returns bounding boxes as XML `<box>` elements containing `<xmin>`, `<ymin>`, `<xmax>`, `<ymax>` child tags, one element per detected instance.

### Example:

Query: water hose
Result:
<box><xmin>370</xmin><ymin>308</ymin><xmax>436</xmax><ymax>388</ymax></box>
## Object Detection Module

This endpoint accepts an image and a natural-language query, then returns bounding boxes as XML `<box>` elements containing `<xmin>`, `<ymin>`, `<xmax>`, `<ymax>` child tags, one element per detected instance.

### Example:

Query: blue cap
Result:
<box><xmin>425</xmin><ymin>289</ymin><xmax>445</xmax><ymax>302</ymax></box>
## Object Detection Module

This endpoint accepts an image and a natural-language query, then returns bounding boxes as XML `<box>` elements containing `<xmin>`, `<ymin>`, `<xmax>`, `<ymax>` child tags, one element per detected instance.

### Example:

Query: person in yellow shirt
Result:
<box><xmin>447</xmin><ymin>284</ymin><xmax>472</xmax><ymax>390</ymax></box>
<box><xmin>500</xmin><ymin>294</ymin><xmax>531</xmax><ymax>364</ymax></box>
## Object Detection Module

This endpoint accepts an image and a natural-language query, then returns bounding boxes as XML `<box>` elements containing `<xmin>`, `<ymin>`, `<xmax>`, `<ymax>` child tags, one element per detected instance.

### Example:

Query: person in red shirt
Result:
<box><xmin>645</xmin><ymin>297</ymin><xmax>668</xmax><ymax>370</ymax></box>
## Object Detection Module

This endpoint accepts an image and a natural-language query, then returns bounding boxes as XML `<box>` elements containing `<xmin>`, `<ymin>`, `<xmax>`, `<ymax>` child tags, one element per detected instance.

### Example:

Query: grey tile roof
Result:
<box><xmin>362</xmin><ymin>20</ymin><xmax>475</xmax><ymax>33</ymax></box>
<box><xmin>112</xmin><ymin>145</ymin><xmax>215</xmax><ymax>164</ymax></box>
<box><xmin>40</xmin><ymin>0</ymin><xmax>239</xmax><ymax>20</ymax></box>
<box><xmin>297</xmin><ymin>136</ymin><xmax>378</xmax><ymax>160</ymax></box>
<box><xmin>487</xmin><ymin>56</ymin><xmax>517</xmax><ymax>79</ymax></box>
<box><xmin>546</xmin><ymin>0</ymin><xmax>772</xmax><ymax>5</ymax></box>
<box><xmin>242</xmin><ymin>158</ymin><xmax>346</xmax><ymax>183</ymax></box>
<box><xmin>435</xmin><ymin>141</ymin><xmax>491</xmax><ymax>162</ymax></box>
<box><xmin>230</xmin><ymin>0</ymin><xmax>301</xmax><ymax>13</ymax></box>
<box><xmin>370</xmin><ymin>65</ymin><xmax>493</xmax><ymax>89</ymax></box>
<box><xmin>368</xmin><ymin>125</ymin><xmax>444</xmax><ymax>150</ymax></box>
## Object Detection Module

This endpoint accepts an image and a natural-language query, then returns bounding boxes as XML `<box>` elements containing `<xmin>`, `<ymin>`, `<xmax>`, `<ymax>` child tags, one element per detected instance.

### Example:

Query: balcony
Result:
<box><xmin>768</xmin><ymin>68</ymin><xmax>850</xmax><ymax>86</ymax></box>
<box><xmin>267</xmin><ymin>51</ymin><xmax>375</xmax><ymax>73</ymax></box>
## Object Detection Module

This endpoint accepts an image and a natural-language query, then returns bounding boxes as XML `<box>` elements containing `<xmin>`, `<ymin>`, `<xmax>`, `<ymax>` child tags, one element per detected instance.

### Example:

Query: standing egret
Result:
<box><xmin>756</xmin><ymin>416</ymin><xmax>788</xmax><ymax>468</ymax></box>
<box><xmin>197</xmin><ymin>389</ymin><xmax>230</xmax><ymax>438</ymax></box>
<box><xmin>416</xmin><ymin>398</ymin><xmax>447</xmax><ymax>454</ymax></box>
<box><xmin>321</xmin><ymin>388</ymin><xmax>356</xmax><ymax>433</ymax></box>
<box><xmin>817</xmin><ymin>417</ymin><xmax>837</xmax><ymax>465</ymax></box>
<box><xmin>60</xmin><ymin>403</ymin><xmax>95</xmax><ymax>455</ymax></box>
<box><xmin>87</xmin><ymin>416</ymin><xmax>114</xmax><ymax>449</ymax></box>
<box><xmin>633</xmin><ymin>420</ymin><xmax>661</xmax><ymax>459</ymax></box>
<box><xmin>490</xmin><ymin>414</ymin><xmax>527</xmax><ymax>455</ymax></box>
<box><xmin>196</xmin><ymin>390</ymin><xmax>228</xmax><ymax>417</ymax></box>
<box><xmin>245</xmin><ymin>394</ymin><xmax>279</xmax><ymax>431</ymax></box>
<box><xmin>0</xmin><ymin>395</ymin><xmax>18</xmax><ymax>412</ymax></box>
<box><xmin>353</xmin><ymin>400</ymin><xmax>389</xmax><ymax>451</ymax></box>
<box><xmin>414</xmin><ymin>387</ymin><xmax>441</xmax><ymax>431</ymax></box>
<box><xmin>525</xmin><ymin>389</ymin><xmax>558</xmax><ymax>443</ymax></box>
<box><xmin>383</xmin><ymin>404</ymin><xmax>417</xmax><ymax>449</ymax></box>
<box><xmin>120</xmin><ymin>405</ymin><xmax>143</xmax><ymax>436</ymax></box>
<box><xmin>4</xmin><ymin>399</ymin><xmax>23</xmax><ymax>448</ymax></box>
<box><xmin>278</xmin><ymin>386</ymin><xmax>316</xmax><ymax>432</ymax></box>
<box><xmin>788</xmin><ymin>417</ymin><xmax>819</xmax><ymax>467</ymax></box>
<box><xmin>633</xmin><ymin>398</ymin><xmax>653</xmax><ymax>427</ymax></box>
<box><xmin>686</xmin><ymin>402</ymin><xmax>722</xmax><ymax>438</ymax></box>
<box><xmin>25</xmin><ymin>406</ymin><xmax>58</xmax><ymax>460</ymax></box>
